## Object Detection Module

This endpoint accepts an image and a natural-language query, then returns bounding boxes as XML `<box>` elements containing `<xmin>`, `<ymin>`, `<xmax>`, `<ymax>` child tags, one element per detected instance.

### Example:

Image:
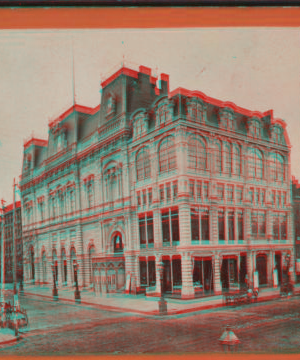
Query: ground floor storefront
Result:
<box><xmin>91</xmin><ymin>246</ymin><xmax>295</xmax><ymax>299</ymax></box>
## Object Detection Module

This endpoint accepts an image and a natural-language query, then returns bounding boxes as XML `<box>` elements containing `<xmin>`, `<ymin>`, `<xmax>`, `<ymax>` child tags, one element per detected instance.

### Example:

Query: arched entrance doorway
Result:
<box><xmin>256</xmin><ymin>254</ymin><xmax>268</xmax><ymax>286</ymax></box>
<box><xmin>42</xmin><ymin>252</ymin><xmax>47</xmax><ymax>283</ymax></box>
<box><xmin>30</xmin><ymin>246</ymin><xmax>35</xmax><ymax>282</ymax></box>
<box><xmin>61</xmin><ymin>248</ymin><xmax>67</xmax><ymax>285</ymax></box>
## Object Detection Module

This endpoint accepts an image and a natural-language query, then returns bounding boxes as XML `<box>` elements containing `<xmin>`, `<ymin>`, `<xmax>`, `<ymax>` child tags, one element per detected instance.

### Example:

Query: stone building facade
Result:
<box><xmin>20</xmin><ymin>65</ymin><xmax>294</xmax><ymax>298</ymax></box>
<box><xmin>0</xmin><ymin>201</ymin><xmax>23</xmax><ymax>284</ymax></box>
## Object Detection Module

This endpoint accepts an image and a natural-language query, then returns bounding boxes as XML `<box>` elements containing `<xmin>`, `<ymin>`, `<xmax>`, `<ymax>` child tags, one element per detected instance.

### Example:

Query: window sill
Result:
<box><xmin>201</xmin><ymin>240</ymin><xmax>210</xmax><ymax>245</ymax></box>
<box><xmin>163</xmin><ymin>242</ymin><xmax>171</xmax><ymax>247</ymax></box>
<box><xmin>218</xmin><ymin>240</ymin><xmax>225</xmax><ymax>245</ymax></box>
<box><xmin>192</xmin><ymin>240</ymin><xmax>200</xmax><ymax>245</ymax></box>
<box><xmin>228</xmin><ymin>240</ymin><xmax>235</xmax><ymax>245</ymax></box>
<box><xmin>172</xmin><ymin>241</ymin><xmax>180</xmax><ymax>247</ymax></box>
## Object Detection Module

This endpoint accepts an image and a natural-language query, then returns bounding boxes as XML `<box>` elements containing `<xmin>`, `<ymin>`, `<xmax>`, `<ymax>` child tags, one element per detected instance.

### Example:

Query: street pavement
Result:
<box><xmin>1</xmin><ymin>293</ymin><xmax>300</xmax><ymax>353</ymax></box>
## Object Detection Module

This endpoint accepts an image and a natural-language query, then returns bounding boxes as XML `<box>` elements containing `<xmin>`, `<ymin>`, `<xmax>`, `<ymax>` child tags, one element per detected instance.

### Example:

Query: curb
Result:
<box><xmin>22</xmin><ymin>290</ymin><xmax>285</xmax><ymax>317</ymax></box>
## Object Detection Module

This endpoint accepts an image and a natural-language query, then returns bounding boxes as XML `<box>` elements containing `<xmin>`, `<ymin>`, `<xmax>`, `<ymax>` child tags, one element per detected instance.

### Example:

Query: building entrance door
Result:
<box><xmin>162</xmin><ymin>259</ymin><xmax>172</xmax><ymax>293</ymax></box>
<box><xmin>275</xmin><ymin>253</ymin><xmax>282</xmax><ymax>285</ymax></box>
<box><xmin>256</xmin><ymin>255</ymin><xmax>267</xmax><ymax>286</ymax></box>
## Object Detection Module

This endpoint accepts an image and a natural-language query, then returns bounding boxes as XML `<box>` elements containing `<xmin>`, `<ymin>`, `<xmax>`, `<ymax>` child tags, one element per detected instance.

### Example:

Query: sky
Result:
<box><xmin>0</xmin><ymin>28</ymin><xmax>300</xmax><ymax>204</ymax></box>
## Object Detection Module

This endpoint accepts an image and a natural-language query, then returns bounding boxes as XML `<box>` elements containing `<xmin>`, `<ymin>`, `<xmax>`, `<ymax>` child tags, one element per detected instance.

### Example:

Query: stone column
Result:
<box><xmin>213</xmin><ymin>253</ymin><xmax>222</xmax><ymax>295</ymax></box>
<box><xmin>225</xmin><ymin>210</ymin><xmax>228</xmax><ymax>244</ymax></box>
<box><xmin>181</xmin><ymin>252</ymin><xmax>194</xmax><ymax>299</ymax></box>
<box><xmin>154</xmin><ymin>255</ymin><xmax>162</xmax><ymax>296</ymax></box>
<box><xmin>179</xmin><ymin>204</ymin><xmax>191</xmax><ymax>246</ymax></box>
<box><xmin>210</xmin><ymin>204</ymin><xmax>218</xmax><ymax>245</ymax></box>
<box><xmin>153</xmin><ymin>209</ymin><xmax>162</xmax><ymax>249</ymax></box>
<box><xmin>247</xmin><ymin>251</ymin><xmax>253</xmax><ymax>287</ymax></box>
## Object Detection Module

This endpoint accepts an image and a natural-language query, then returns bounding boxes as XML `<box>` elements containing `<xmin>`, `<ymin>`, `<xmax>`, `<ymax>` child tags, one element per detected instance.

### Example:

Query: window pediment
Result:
<box><xmin>270</xmin><ymin>124</ymin><xmax>283</xmax><ymax>145</ymax></box>
<box><xmin>186</xmin><ymin>97</ymin><xmax>206</xmax><ymax>124</ymax></box>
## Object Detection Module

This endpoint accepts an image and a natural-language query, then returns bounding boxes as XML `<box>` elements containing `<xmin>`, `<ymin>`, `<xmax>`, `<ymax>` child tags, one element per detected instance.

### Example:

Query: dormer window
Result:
<box><xmin>186</xmin><ymin>98</ymin><xmax>206</xmax><ymax>123</ymax></box>
<box><xmin>270</xmin><ymin>125</ymin><xmax>283</xmax><ymax>145</ymax></box>
<box><xmin>57</xmin><ymin>131</ymin><xmax>66</xmax><ymax>152</ymax></box>
<box><xmin>133</xmin><ymin>112</ymin><xmax>148</xmax><ymax>140</ymax></box>
<box><xmin>106</xmin><ymin>94</ymin><xmax>116</xmax><ymax>117</ymax></box>
<box><xmin>155</xmin><ymin>99</ymin><xmax>175</xmax><ymax>128</ymax></box>
<box><xmin>247</xmin><ymin>117</ymin><xmax>261</xmax><ymax>140</ymax></box>
<box><xmin>218</xmin><ymin>107</ymin><xmax>235</xmax><ymax>131</ymax></box>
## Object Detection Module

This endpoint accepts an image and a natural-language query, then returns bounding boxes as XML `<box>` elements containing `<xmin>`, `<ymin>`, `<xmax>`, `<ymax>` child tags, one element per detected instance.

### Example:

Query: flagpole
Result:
<box><xmin>0</xmin><ymin>200</ymin><xmax>6</xmax><ymax>306</ymax></box>
<box><xmin>12</xmin><ymin>178</ymin><xmax>17</xmax><ymax>295</ymax></box>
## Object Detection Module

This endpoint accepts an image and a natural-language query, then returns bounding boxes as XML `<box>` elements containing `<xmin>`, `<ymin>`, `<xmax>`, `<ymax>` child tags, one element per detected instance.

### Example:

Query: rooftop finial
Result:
<box><xmin>71</xmin><ymin>38</ymin><xmax>76</xmax><ymax>107</ymax></box>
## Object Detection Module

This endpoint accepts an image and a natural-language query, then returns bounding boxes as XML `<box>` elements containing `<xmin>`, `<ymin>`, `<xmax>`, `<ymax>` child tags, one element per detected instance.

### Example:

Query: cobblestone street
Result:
<box><xmin>1</xmin><ymin>294</ymin><xmax>300</xmax><ymax>353</ymax></box>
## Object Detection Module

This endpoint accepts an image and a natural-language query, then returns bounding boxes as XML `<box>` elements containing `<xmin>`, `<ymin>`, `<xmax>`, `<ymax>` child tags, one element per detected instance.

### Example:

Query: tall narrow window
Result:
<box><xmin>136</xmin><ymin>148</ymin><xmax>151</xmax><ymax>181</ymax></box>
<box><xmin>70</xmin><ymin>190</ymin><xmax>75</xmax><ymax>213</ymax></box>
<box><xmin>166</xmin><ymin>183</ymin><xmax>171</xmax><ymax>203</ymax></box>
<box><xmin>224</xmin><ymin>144</ymin><xmax>231</xmax><ymax>175</ymax></box>
<box><xmin>159</xmin><ymin>137</ymin><xmax>177</xmax><ymax>173</ymax></box>
<box><xmin>269</xmin><ymin>153</ymin><xmax>284</xmax><ymax>182</ymax></box>
<box><xmin>227</xmin><ymin>186</ymin><xmax>234</xmax><ymax>204</ymax></box>
<box><xmin>218</xmin><ymin>211</ymin><xmax>225</xmax><ymax>241</ymax></box>
<box><xmin>249</xmin><ymin>148</ymin><xmax>263</xmax><ymax>180</ymax></box>
<box><xmin>159</xmin><ymin>185</ymin><xmax>164</xmax><ymax>203</ymax></box>
<box><xmin>196</xmin><ymin>182</ymin><xmax>201</xmax><ymax>202</ymax></box>
<box><xmin>173</xmin><ymin>181</ymin><xmax>178</xmax><ymax>201</ymax></box>
<box><xmin>139</xmin><ymin>213</ymin><xmax>154</xmax><ymax>247</ymax></box>
<box><xmin>137</xmin><ymin>191</ymin><xmax>141</xmax><ymax>207</ymax></box>
<box><xmin>188</xmin><ymin>137</ymin><xmax>206</xmax><ymax>171</ymax></box>
<box><xmin>189</xmin><ymin>181</ymin><xmax>195</xmax><ymax>201</ymax></box>
<box><xmin>142</xmin><ymin>190</ymin><xmax>147</xmax><ymax>207</ymax></box>
<box><xmin>191</xmin><ymin>208</ymin><xmax>200</xmax><ymax>241</ymax></box>
<box><xmin>228</xmin><ymin>211</ymin><xmax>235</xmax><ymax>241</ymax></box>
<box><xmin>238</xmin><ymin>212</ymin><xmax>243</xmax><ymax>241</ymax></box>
<box><xmin>148</xmin><ymin>188</ymin><xmax>152</xmax><ymax>206</ymax></box>
<box><xmin>215</xmin><ymin>143</ymin><xmax>222</xmax><ymax>174</ymax></box>
<box><xmin>87</xmin><ymin>182</ymin><xmax>94</xmax><ymax>209</ymax></box>
<box><xmin>171</xmin><ymin>209</ymin><xmax>180</xmax><ymax>243</ymax></box>
<box><xmin>201</xmin><ymin>210</ymin><xmax>210</xmax><ymax>241</ymax></box>
<box><xmin>233</xmin><ymin>144</ymin><xmax>241</xmax><ymax>176</ymax></box>
<box><xmin>162</xmin><ymin>210</ymin><xmax>170</xmax><ymax>244</ymax></box>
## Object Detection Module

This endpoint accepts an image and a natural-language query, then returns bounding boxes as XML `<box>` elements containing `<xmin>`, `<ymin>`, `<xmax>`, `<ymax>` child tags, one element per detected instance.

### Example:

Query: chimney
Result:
<box><xmin>160</xmin><ymin>73</ymin><xmax>169</xmax><ymax>95</ymax></box>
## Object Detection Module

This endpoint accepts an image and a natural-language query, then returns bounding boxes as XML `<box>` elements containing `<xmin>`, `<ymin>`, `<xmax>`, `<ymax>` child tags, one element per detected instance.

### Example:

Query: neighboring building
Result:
<box><xmin>292</xmin><ymin>176</ymin><xmax>300</xmax><ymax>282</ymax></box>
<box><xmin>0</xmin><ymin>201</ymin><xmax>23</xmax><ymax>284</ymax></box>
<box><xmin>20</xmin><ymin>64</ymin><xmax>294</xmax><ymax>299</ymax></box>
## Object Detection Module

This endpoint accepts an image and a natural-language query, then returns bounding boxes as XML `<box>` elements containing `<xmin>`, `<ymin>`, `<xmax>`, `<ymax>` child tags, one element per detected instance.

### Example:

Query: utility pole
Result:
<box><xmin>0</xmin><ymin>199</ymin><xmax>6</xmax><ymax>305</ymax></box>
<box><xmin>12</xmin><ymin>178</ymin><xmax>17</xmax><ymax>295</ymax></box>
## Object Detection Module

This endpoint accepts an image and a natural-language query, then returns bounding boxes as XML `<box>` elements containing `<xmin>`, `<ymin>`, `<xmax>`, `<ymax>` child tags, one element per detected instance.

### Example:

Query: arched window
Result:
<box><xmin>113</xmin><ymin>232</ymin><xmax>124</xmax><ymax>253</ymax></box>
<box><xmin>269</xmin><ymin>153</ymin><xmax>284</xmax><ymax>182</ymax></box>
<box><xmin>188</xmin><ymin>136</ymin><xmax>206</xmax><ymax>171</ymax></box>
<box><xmin>136</xmin><ymin>148</ymin><xmax>151</xmax><ymax>181</ymax></box>
<box><xmin>223</xmin><ymin>143</ymin><xmax>231</xmax><ymax>175</ymax></box>
<box><xmin>69</xmin><ymin>190</ymin><xmax>75</xmax><ymax>213</ymax></box>
<box><xmin>214</xmin><ymin>141</ymin><xmax>222</xmax><ymax>174</ymax></box>
<box><xmin>232</xmin><ymin>144</ymin><xmax>241</xmax><ymax>176</ymax></box>
<box><xmin>248</xmin><ymin>148</ymin><xmax>263</xmax><ymax>180</ymax></box>
<box><xmin>159</xmin><ymin>137</ymin><xmax>177</xmax><ymax>173</ymax></box>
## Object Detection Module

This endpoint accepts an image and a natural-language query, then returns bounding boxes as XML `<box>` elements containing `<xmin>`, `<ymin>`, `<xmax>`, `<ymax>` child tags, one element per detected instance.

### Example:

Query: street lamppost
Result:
<box><xmin>73</xmin><ymin>260</ymin><xmax>81</xmax><ymax>304</ymax></box>
<box><xmin>157</xmin><ymin>260</ymin><xmax>167</xmax><ymax>315</ymax></box>
<box><xmin>51</xmin><ymin>262</ymin><xmax>58</xmax><ymax>301</ymax></box>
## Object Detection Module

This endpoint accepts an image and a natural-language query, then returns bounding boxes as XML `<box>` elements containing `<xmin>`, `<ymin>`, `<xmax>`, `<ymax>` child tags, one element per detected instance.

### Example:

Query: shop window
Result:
<box><xmin>191</xmin><ymin>208</ymin><xmax>210</xmax><ymax>242</ymax></box>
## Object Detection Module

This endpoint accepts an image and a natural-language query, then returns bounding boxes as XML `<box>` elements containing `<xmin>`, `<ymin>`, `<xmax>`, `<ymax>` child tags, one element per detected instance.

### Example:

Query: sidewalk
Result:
<box><xmin>21</xmin><ymin>284</ymin><xmax>284</xmax><ymax>317</ymax></box>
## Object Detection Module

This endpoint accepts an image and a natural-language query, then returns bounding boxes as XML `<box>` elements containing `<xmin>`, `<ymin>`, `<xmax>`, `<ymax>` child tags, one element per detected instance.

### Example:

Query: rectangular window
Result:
<box><xmin>166</xmin><ymin>183</ymin><xmax>171</xmax><ymax>203</ymax></box>
<box><xmin>238</xmin><ymin>212</ymin><xmax>243</xmax><ymax>241</ymax></box>
<box><xmin>201</xmin><ymin>210</ymin><xmax>210</xmax><ymax>241</ymax></box>
<box><xmin>137</xmin><ymin>192</ymin><xmax>141</xmax><ymax>207</ymax></box>
<box><xmin>191</xmin><ymin>208</ymin><xmax>200</xmax><ymax>241</ymax></box>
<box><xmin>148</xmin><ymin>188</ymin><xmax>152</xmax><ymax>206</ymax></box>
<box><xmin>249</xmin><ymin>188</ymin><xmax>254</xmax><ymax>204</ymax></box>
<box><xmin>273</xmin><ymin>214</ymin><xmax>279</xmax><ymax>240</ymax></box>
<box><xmin>217</xmin><ymin>184</ymin><xmax>224</xmax><ymax>201</ymax></box>
<box><xmin>171</xmin><ymin>209</ymin><xmax>180</xmax><ymax>242</ymax></box>
<box><xmin>139</xmin><ymin>215</ymin><xmax>146</xmax><ymax>246</ymax></box>
<box><xmin>218</xmin><ymin>211</ymin><xmax>225</xmax><ymax>241</ymax></box>
<box><xmin>261</xmin><ymin>190</ymin><xmax>265</xmax><ymax>207</ymax></box>
<box><xmin>139</xmin><ymin>213</ymin><xmax>154</xmax><ymax>246</ymax></box>
<box><xmin>139</xmin><ymin>260</ymin><xmax>147</xmax><ymax>286</ymax></box>
<box><xmin>280</xmin><ymin>214</ymin><xmax>287</xmax><ymax>240</ymax></box>
<box><xmin>189</xmin><ymin>181</ymin><xmax>195</xmax><ymax>201</ymax></box>
<box><xmin>251</xmin><ymin>212</ymin><xmax>258</xmax><ymax>238</ymax></box>
<box><xmin>160</xmin><ymin>185</ymin><xmax>164</xmax><ymax>203</ymax></box>
<box><xmin>147</xmin><ymin>214</ymin><xmax>154</xmax><ymax>244</ymax></box>
<box><xmin>253</xmin><ymin>212</ymin><xmax>266</xmax><ymax>239</ymax></box>
<box><xmin>173</xmin><ymin>181</ymin><xmax>178</xmax><ymax>201</ymax></box>
<box><xmin>162</xmin><ymin>210</ymin><xmax>170</xmax><ymax>243</ymax></box>
<box><xmin>143</xmin><ymin>190</ymin><xmax>147</xmax><ymax>207</ymax></box>
<box><xmin>228</xmin><ymin>211</ymin><xmax>235</xmax><ymax>241</ymax></box>
<box><xmin>236</xmin><ymin>187</ymin><xmax>242</xmax><ymax>204</ymax></box>
<box><xmin>148</xmin><ymin>260</ymin><xmax>156</xmax><ymax>286</ymax></box>
<box><xmin>196</xmin><ymin>182</ymin><xmax>201</xmax><ymax>202</ymax></box>
<box><xmin>255</xmin><ymin>190</ymin><xmax>259</xmax><ymax>206</ymax></box>
<box><xmin>227</xmin><ymin>186</ymin><xmax>234</xmax><ymax>204</ymax></box>
<box><xmin>203</xmin><ymin>182</ymin><xmax>208</xmax><ymax>201</ymax></box>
